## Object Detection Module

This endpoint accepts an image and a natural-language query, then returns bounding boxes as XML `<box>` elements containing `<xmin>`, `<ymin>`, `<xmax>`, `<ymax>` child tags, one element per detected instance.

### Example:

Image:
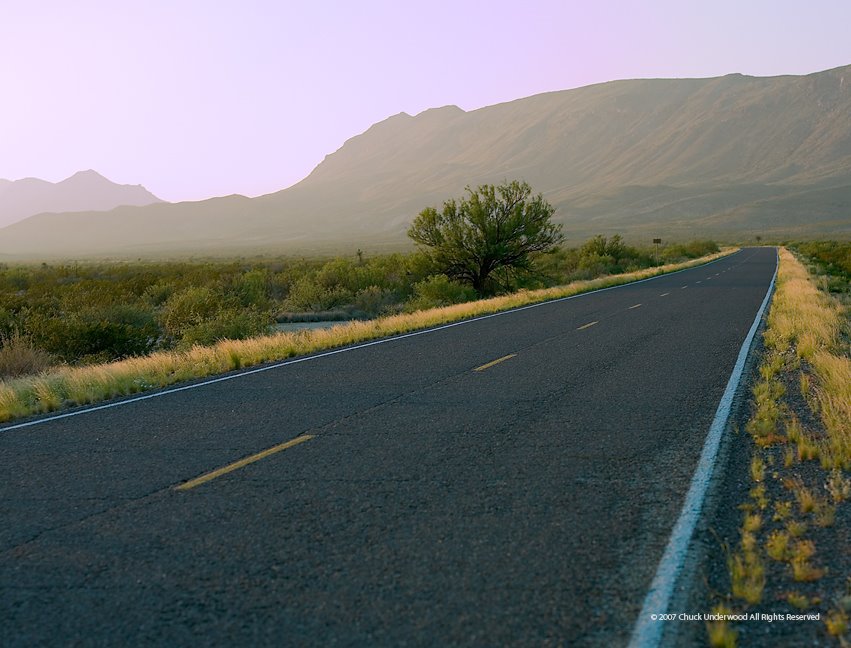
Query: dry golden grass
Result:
<box><xmin>813</xmin><ymin>500</ymin><xmax>836</xmax><ymax>527</ymax></box>
<box><xmin>715</xmin><ymin>247</ymin><xmax>849</xmax><ymax>645</ymax></box>
<box><xmin>706</xmin><ymin>605</ymin><xmax>738</xmax><ymax>648</ymax></box>
<box><xmin>785</xmin><ymin>591</ymin><xmax>819</xmax><ymax>609</ymax></box>
<box><xmin>785</xmin><ymin>476</ymin><xmax>817</xmax><ymax>514</ymax></box>
<box><xmin>766</xmin><ymin>248</ymin><xmax>851</xmax><ymax>468</ymax></box>
<box><xmin>729</xmin><ymin>547</ymin><xmax>765</xmax><ymax>604</ymax></box>
<box><xmin>0</xmin><ymin>332</ymin><xmax>57</xmax><ymax>380</ymax></box>
<box><xmin>0</xmin><ymin>250</ymin><xmax>734</xmax><ymax>425</ymax></box>
<box><xmin>788</xmin><ymin>539</ymin><xmax>825</xmax><ymax>582</ymax></box>
<box><xmin>826</xmin><ymin>469</ymin><xmax>851</xmax><ymax>503</ymax></box>
<box><xmin>773</xmin><ymin>500</ymin><xmax>792</xmax><ymax>522</ymax></box>
<box><xmin>766</xmin><ymin>530</ymin><xmax>792</xmax><ymax>561</ymax></box>
<box><xmin>743</xmin><ymin>512</ymin><xmax>762</xmax><ymax>533</ymax></box>
<box><xmin>750</xmin><ymin>455</ymin><xmax>766</xmax><ymax>483</ymax></box>
<box><xmin>825</xmin><ymin>609</ymin><xmax>849</xmax><ymax>637</ymax></box>
<box><xmin>786</xmin><ymin>520</ymin><xmax>808</xmax><ymax>538</ymax></box>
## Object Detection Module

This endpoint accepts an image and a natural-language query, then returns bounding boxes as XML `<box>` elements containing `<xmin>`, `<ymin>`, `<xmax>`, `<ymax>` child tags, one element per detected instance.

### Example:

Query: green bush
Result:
<box><xmin>230</xmin><ymin>269</ymin><xmax>271</xmax><ymax>309</ymax></box>
<box><xmin>177</xmin><ymin>309</ymin><xmax>270</xmax><ymax>349</ymax></box>
<box><xmin>159</xmin><ymin>286</ymin><xmax>221</xmax><ymax>338</ymax></box>
<box><xmin>661</xmin><ymin>240</ymin><xmax>719</xmax><ymax>261</ymax></box>
<box><xmin>27</xmin><ymin>309</ymin><xmax>156</xmax><ymax>363</ymax></box>
<box><xmin>284</xmin><ymin>276</ymin><xmax>352</xmax><ymax>311</ymax></box>
<box><xmin>352</xmin><ymin>286</ymin><xmax>400</xmax><ymax>317</ymax></box>
<box><xmin>406</xmin><ymin>275</ymin><xmax>477</xmax><ymax>311</ymax></box>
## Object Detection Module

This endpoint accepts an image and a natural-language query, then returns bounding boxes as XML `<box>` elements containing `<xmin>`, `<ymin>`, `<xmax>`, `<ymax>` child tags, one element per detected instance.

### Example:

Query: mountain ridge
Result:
<box><xmin>0</xmin><ymin>170</ymin><xmax>164</xmax><ymax>229</ymax></box>
<box><xmin>1</xmin><ymin>64</ymin><xmax>849</xmax><ymax>259</ymax></box>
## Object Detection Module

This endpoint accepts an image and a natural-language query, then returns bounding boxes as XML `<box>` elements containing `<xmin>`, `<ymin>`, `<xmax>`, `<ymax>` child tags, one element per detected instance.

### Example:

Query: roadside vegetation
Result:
<box><xmin>0</xmin><ymin>238</ymin><xmax>725</xmax><ymax>423</ymax></box>
<box><xmin>408</xmin><ymin>180</ymin><xmax>564</xmax><ymax>294</ymax></box>
<box><xmin>708</xmin><ymin>244</ymin><xmax>851</xmax><ymax>647</ymax></box>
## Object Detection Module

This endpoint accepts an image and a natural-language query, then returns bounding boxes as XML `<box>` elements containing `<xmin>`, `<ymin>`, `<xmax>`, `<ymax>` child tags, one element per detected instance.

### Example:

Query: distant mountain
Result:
<box><xmin>0</xmin><ymin>170</ymin><xmax>163</xmax><ymax>228</ymax></box>
<box><xmin>1</xmin><ymin>65</ymin><xmax>849</xmax><ymax>258</ymax></box>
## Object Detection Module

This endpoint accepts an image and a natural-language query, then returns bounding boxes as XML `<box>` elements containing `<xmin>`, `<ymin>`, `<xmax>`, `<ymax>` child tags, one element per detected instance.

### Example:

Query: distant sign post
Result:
<box><xmin>653</xmin><ymin>238</ymin><xmax>662</xmax><ymax>262</ymax></box>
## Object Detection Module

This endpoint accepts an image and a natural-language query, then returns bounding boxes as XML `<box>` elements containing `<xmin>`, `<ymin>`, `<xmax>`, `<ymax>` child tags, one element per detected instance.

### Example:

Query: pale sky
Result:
<box><xmin>2</xmin><ymin>0</ymin><xmax>850</xmax><ymax>202</ymax></box>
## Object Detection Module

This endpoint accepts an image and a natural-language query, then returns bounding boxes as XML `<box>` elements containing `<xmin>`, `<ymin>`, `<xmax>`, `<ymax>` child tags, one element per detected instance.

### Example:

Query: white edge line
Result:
<box><xmin>0</xmin><ymin>250</ymin><xmax>740</xmax><ymax>434</ymax></box>
<box><xmin>627</xmin><ymin>248</ymin><xmax>778</xmax><ymax>648</ymax></box>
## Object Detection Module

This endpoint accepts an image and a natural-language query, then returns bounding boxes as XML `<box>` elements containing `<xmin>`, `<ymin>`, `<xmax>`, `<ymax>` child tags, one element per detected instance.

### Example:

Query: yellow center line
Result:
<box><xmin>628</xmin><ymin>303</ymin><xmax>642</xmax><ymax>309</ymax></box>
<box><xmin>175</xmin><ymin>434</ymin><xmax>315</xmax><ymax>491</ymax></box>
<box><xmin>474</xmin><ymin>353</ymin><xmax>516</xmax><ymax>372</ymax></box>
<box><xmin>659</xmin><ymin>292</ymin><xmax>670</xmax><ymax>297</ymax></box>
<box><xmin>576</xmin><ymin>321</ymin><xmax>598</xmax><ymax>330</ymax></box>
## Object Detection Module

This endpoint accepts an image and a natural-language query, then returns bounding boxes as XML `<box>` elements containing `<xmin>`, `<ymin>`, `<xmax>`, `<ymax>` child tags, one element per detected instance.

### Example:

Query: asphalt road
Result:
<box><xmin>1</xmin><ymin>248</ymin><xmax>777</xmax><ymax>647</ymax></box>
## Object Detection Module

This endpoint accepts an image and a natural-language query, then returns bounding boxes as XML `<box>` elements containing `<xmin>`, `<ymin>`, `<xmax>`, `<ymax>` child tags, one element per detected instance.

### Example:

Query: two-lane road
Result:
<box><xmin>1</xmin><ymin>248</ymin><xmax>777</xmax><ymax>646</ymax></box>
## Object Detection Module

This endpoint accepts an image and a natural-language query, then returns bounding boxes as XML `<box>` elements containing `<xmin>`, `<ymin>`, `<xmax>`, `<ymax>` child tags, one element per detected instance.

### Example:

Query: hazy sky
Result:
<box><xmin>2</xmin><ymin>0</ymin><xmax>850</xmax><ymax>202</ymax></box>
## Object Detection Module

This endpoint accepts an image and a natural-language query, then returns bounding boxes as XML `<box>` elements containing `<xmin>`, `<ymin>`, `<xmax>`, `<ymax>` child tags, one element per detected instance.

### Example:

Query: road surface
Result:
<box><xmin>1</xmin><ymin>248</ymin><xmax>777</xmax><ymax>646</ymax></box>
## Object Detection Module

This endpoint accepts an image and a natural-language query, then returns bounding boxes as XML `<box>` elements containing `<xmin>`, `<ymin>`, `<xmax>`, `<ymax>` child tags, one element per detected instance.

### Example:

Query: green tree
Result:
<box><xmin>407</xmin><ymin>180</ymin><xmax>563</xmax><ymax>294</ymax></box>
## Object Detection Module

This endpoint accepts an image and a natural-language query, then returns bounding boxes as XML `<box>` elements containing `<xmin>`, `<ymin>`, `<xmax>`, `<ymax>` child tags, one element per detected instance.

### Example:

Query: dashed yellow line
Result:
<box><xmin>577</xmin><ymin>321</ymin><xmax>598</xmax><ymax>330</ymax></box>
<box><xmin>175</xmin><ymin>434</ymin><xmax>315</xmax><ymax>491</ymax></box>
<box><xmin>628</xmin><ymin>303</ymin><xmax>642</xmax><ymax>309</ymax></box>
<box><xmin>474</xmin><ymin>354</ymin><xmax>516</xmax><ymax>372</ymax></box>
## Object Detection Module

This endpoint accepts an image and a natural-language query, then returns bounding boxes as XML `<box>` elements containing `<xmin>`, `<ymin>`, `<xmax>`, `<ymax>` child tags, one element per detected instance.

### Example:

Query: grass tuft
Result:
<box><xmin>785</xmin><ymin>591</ymin><xmax>819</xmax><ymax>609</ymax></box>
<box><xmin>750</xmin><ymin>455</ymin><xmax>766</xmax><ymax>483</ymax></box>
<box><xmin>826</xmin><ymin>469</ymin><xmax>851</xmax><ymax>503</ymax></box>
<box><xmin>825</xmin><ymin>609</ymin><xmax>849</xmax><ymax>637</ymax></box>
<box><xmin>785</xmin><ymin>520</ymin><xmax>808</xmax><ymax>538</ymax></box>
<box><xmin>773</xmin><ymin>500</ymin><xmax>792</xmax><ymax>522</ymax></box>
<box><xmin>729</xmin><ymin>550</ymin><xmax>765</xmax><ymax>604</ymax></box>
<box><xmin>789</xmin><ymin>540</ymin><xmax>824</xmax><ymax>582</ymax></box>
<box><xmin>706</xmin><ymin>604</ymin><xmax>738</xmax><ymax>648</ymax></box>
<box><xmin>765</xmin><ymin>530</ymin><xmax>792</xmax><ymax>562</ymax></box>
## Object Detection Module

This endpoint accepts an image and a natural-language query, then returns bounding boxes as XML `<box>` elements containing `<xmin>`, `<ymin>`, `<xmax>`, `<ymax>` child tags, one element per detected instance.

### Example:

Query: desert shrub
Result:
<box><xmin>142</xmin><ymin>281</ymin><xmax>176</xmax><ymax>306</ymax></box>
<box><xmin>27</xmin><ymin>307</ymin><xmax>157</xmax><ymax>363</ymax></box>
<box><xmin>284</xmin><ymin>276</ymin><xmax>353</xmax><ymax>311</ymax></box>
<box><xmin>796</xmin><ymin>241</ymin><xmax>851</xmax><ymax>279</ymax></box>
<box><xmin>0</xmin><ymin>308</ymin><xmax>18</xmax><ymax>338</ymax></box>
<box><xmin>0</xmin><ymin>331</ymin><xmax>57</xmax><ymax>379</ymax></box>
<box><xmin>351</xmin><ymin>286</ymin><xmax>401</xmax><ymax>317</ymax></box>
<box><xmin>177</xmin><ymin>309</ymin><xmax>270</xmax><ymax>349</ymax></box>
<box><xmin>661</xmin><ymin>240</ymin><xmax>719</xmax><ymax>261</ymax></box>
<box><xmin>159</xmin><ymin>286</ymin><xmax>222</xmax><ymax>338</ymax></box>
<box><xmin>0</xmin><ymin>268</ymin><xmax>31</xmax><ymax>292</ymax></box>
<box><xmin>406</xmin><ymin>275</ymin><xmax>477</xmax><ymax>311</ymax></box>
<box><xmin>581</xmin><ymin>234</ymin><xmax>627</xmax><ymax>259</ymax></box>
<box><xmin>229</xmin><ymin>269</ymin><xmax>271</xmax><ymax>309</ymax></box>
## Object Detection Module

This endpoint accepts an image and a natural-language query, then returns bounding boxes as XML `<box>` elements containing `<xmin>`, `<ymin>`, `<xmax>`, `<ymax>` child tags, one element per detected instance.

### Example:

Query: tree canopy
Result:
<box><xmin>407</xmin><ymin>180</ymin><xmax>563</xmax><ymax>294</ymax></box>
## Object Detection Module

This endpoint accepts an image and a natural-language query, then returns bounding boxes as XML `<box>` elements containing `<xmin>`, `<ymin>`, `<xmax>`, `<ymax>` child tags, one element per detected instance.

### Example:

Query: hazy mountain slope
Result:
<box><xmin>2</xmin><ymin>65</ymin><xmax>849</xmax><ymax>258</ymax></box>
<box><xmin>0</xmin><ymin>170</ymin><xmax>163</xmax><ymax>228</ymax></box>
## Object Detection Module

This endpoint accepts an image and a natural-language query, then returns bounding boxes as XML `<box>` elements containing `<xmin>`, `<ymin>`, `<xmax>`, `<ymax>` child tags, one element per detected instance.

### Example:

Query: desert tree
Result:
<box><xmin>407</xmin><ymin>180</ymin><xmax>563</xmax><ymax>294</ymax></box>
